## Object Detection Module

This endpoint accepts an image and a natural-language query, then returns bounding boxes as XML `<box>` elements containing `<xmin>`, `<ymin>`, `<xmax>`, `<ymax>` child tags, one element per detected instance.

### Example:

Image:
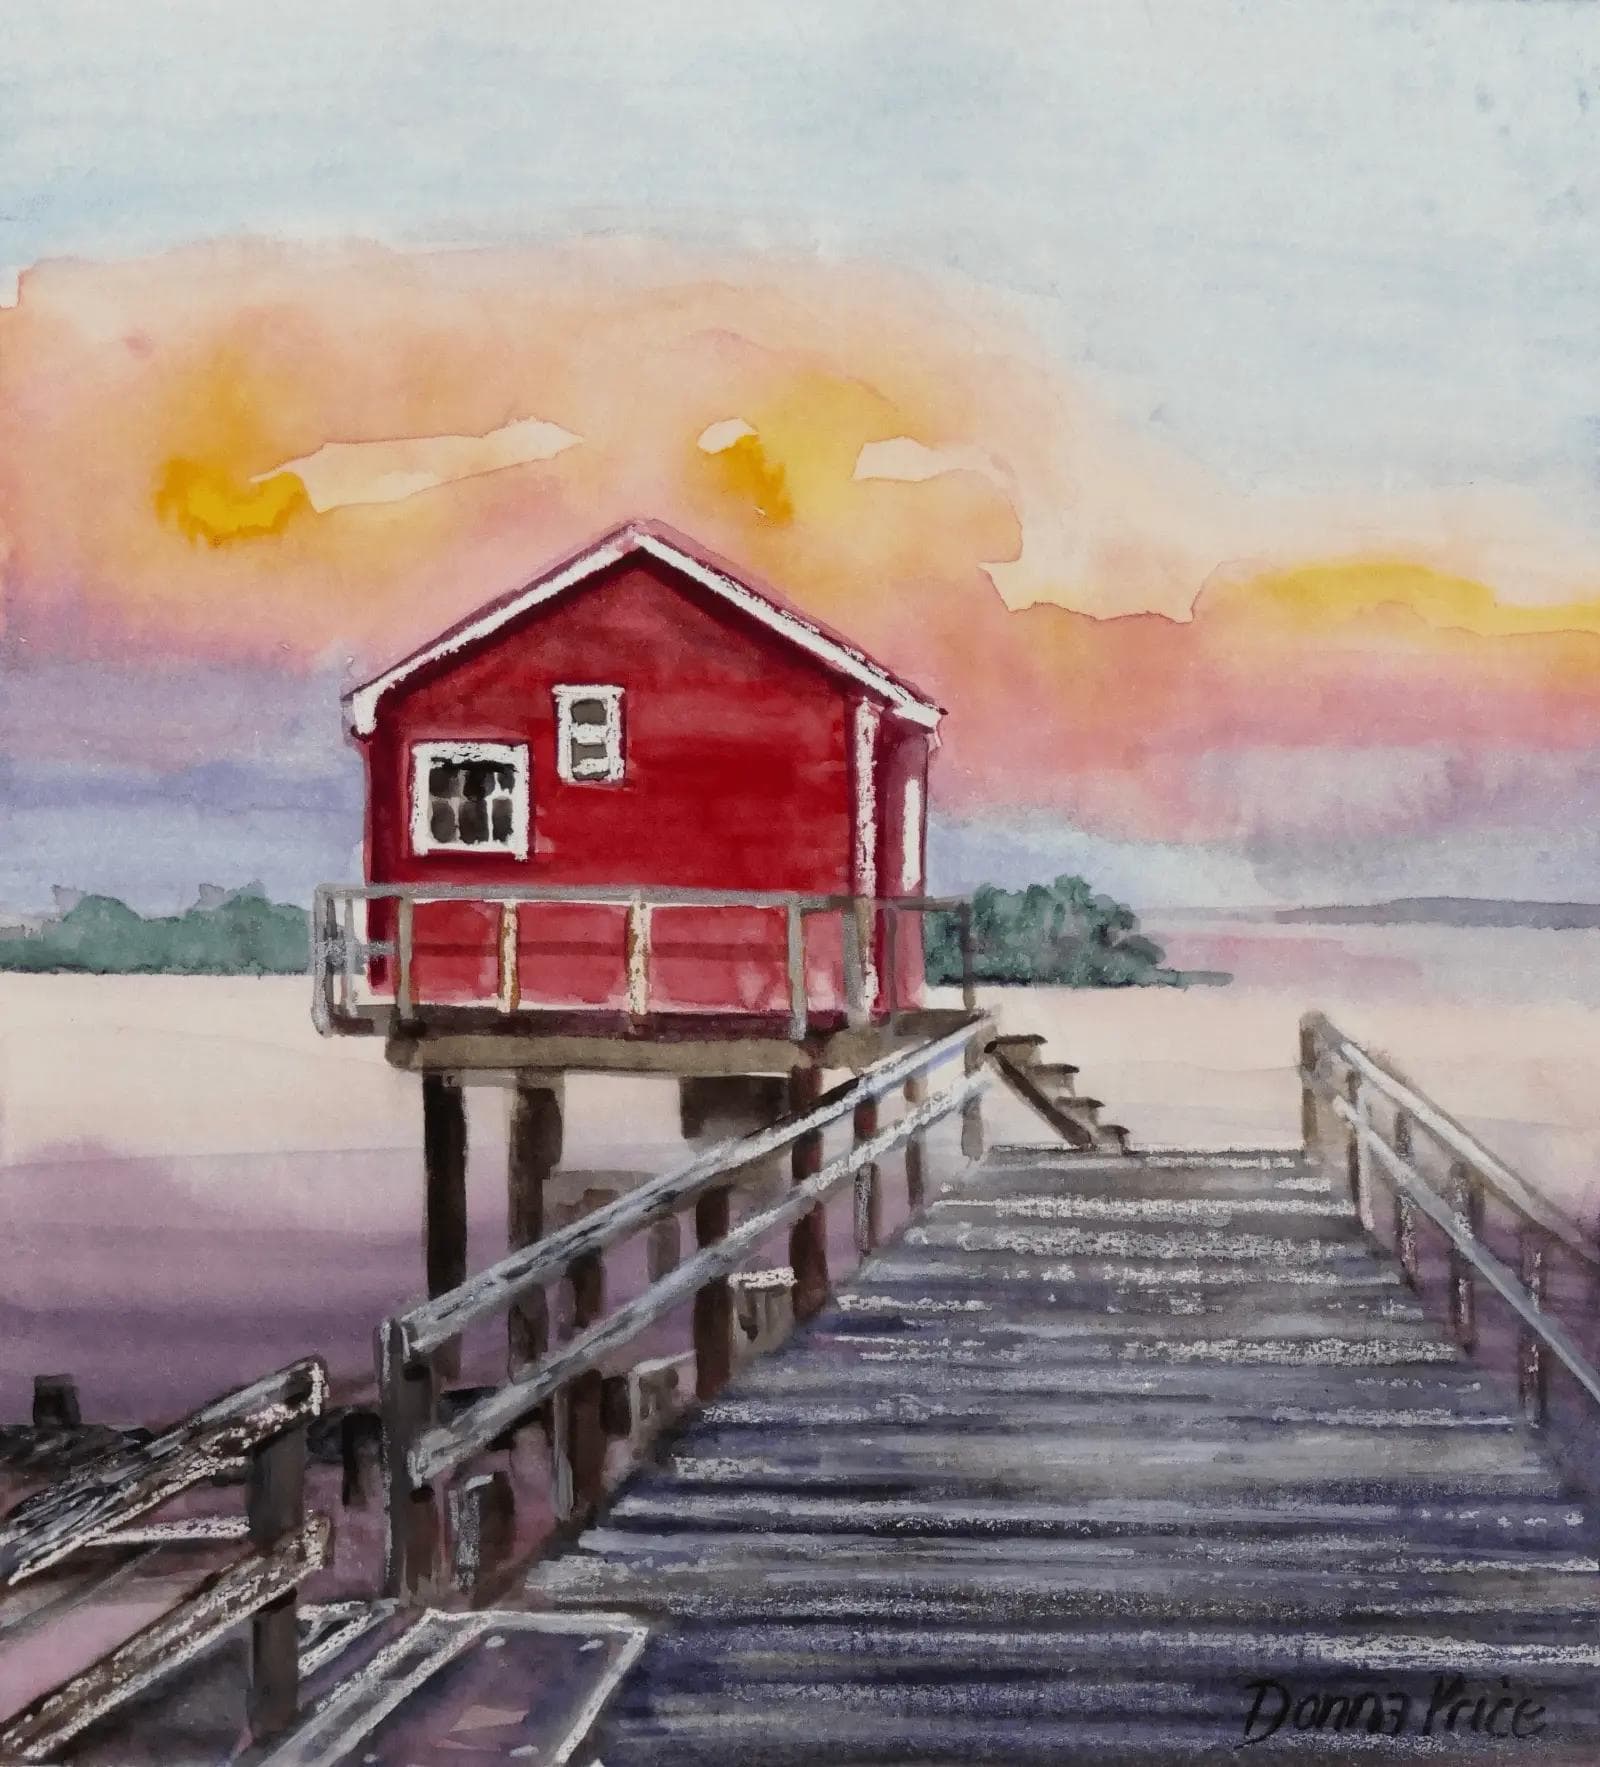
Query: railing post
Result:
<box><xmin>788</xmin><ymin>1065</ymin><xmax>829</xmax><ymax>1322</ymax></box>
<box><xmin>1391</xmin><ymin>1109</ymin><xmax>1419</xmax><ymax>1287</ymax></box>
<box><xmin>841</xmin><ymin>900</ymin><xmax>869</xmax><ymax>1029</ymax></box>
<box><xmin>557</xmin><ymin>1252</ymin><xmax>607</xmax><ymax>1524</ymax></box>
<box><xmin>961</xmin><ymin>1032</ymin><xmax>985</xmax><ymax>1161</ymax></box>
<box><xmin>625</xmin><ymin>899</ymin><xmax>651</xmax><ymax>1020</ymax></box>
<box><xmin>785</xmin><ymin>902</ymin><xmax>807</xmax><ymax>1041</ymax></box>
<box><xmin>245</xmin><ymin>1402</ymin><xmax>308</xmax><ymax>1744</ymax></box>
<box><xmin>882</xmin><ymin>903</ymin><xmax>900</xmax><ymax>1030</ymax></box>
<box><xmin>396</xmin><ymin>894</ymin><xmax>415</xmax><ymax>1019</ymax></box>
<box><xmin>1344</xmin><ymin>1069</ymin><xmax>1364</xmax><ymax>1220</ymax></box>
<box><xmin>1448</xmin><ymin>1159</ymin><xmax>1481</xmax><ymax>1351</ymax></box>
<box><xmin>497</xmin><ymin>899</ymin><xmax>521</xmax><ymax>1013</ymax></box>
<box><xmin>957</xmin><ymin>900</ymin><xmax>977</xmax><ymax>1012</ymax></box>
<box><xmin>379</xmin><ymin>1317</ymin><xmax>442</xmax><ymax>1602</ymax></box>
<box><xmin>693</xmin><ymin>1188</ymin><xmax>735</xmax><ymax>1400</ymax></box>
<box><xmin>853</xmin><ymin>1090</ymin><xmax>882</xmax><ymax>1257</ymax></box>
<box><xmin>1519</xmin><ymin>1227</ymin><xmax>1550</xmax><ymax>1426</ymax></box>
<box><xmin>338</xmin><ymin>893</ymin><xmax>358</xmax><ymax>1018</ymax></box>
<box><xmin>904</xmin><ymin>1072</ymin><xmax>927</xmax><ymax>1212</ymax></box>
<box><xmin>1298</xmin><ymin>1017</ymin><xmax>1320</xmax><ymax>1163</ymax></box>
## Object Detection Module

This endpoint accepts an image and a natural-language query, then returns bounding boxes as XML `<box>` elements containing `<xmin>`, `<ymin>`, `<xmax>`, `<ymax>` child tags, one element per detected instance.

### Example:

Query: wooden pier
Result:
<box><xmin>6</xmin><ymin>1015</ymin><xmax>1600</xmax><ymax>1762</ymax></box>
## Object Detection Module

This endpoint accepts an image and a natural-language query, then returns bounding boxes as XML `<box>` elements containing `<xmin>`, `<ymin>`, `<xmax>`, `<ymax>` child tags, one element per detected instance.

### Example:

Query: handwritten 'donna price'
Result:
<box><xmin>1239</xmin><ymin>1675</ymin><xmax>1549</xmax><ymax>1747</ymax></box>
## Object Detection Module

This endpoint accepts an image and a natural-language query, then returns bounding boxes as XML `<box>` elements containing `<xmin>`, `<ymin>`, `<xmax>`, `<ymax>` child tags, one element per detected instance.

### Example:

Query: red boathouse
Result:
<box><xmin>323</xmin><ymin>521</ymin><xmax>946</xmax><ymax>1034</ymax></box>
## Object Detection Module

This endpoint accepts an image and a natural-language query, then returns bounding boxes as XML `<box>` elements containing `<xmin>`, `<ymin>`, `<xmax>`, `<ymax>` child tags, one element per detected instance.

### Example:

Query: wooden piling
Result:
<box><xmin>379</xmin><ymin>1318</ymin><xmax>442</xmax><ymax>1602</ymax></box>
<box><xmin>245</xmin><ymin>1411</ymin><xmax>306</xmax><ymax>1743</ymax></box>
<box><xmin>788</xmin><ymin>1064</ymin><xmax>829</xmax><ymax>1322</ymax></box>
<box><xmin>693</xmin><ymin>1188</ymin><xmax>735</xmax><ymax>1401</ymax></box>
<box><xmin>423</xmin><ymin>1074</ymin><xmax>468</xmax><ymax>1380</ymax></box>
<box><xmin>507</xmin><ymin>1082</ymin><xmax>562</xmax><ymax>1371</ymax></box>
<box><xmin>559</xmin><ymin>1252</ymin><xmax>608</xmax><ymax>1523</ymax></box>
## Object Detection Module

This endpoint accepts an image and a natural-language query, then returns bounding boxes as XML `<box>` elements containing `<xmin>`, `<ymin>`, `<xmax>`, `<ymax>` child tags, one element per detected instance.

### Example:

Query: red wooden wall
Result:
<box><xmin>358</xmin><ymin>552</ymin><xmax>930</xmax><ymax>1016</ymax></box>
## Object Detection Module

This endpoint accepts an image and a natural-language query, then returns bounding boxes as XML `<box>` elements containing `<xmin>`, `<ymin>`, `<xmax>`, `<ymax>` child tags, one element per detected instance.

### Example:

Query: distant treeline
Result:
<box><xmin>925</xmin><ymin>875</ymin><xmax>1187</xmax><ymax>988</ymax></box>
<box><xmin>0</xmin><ymin>892</ymin><xmax>309</xmax><ymax>975</ymax></box>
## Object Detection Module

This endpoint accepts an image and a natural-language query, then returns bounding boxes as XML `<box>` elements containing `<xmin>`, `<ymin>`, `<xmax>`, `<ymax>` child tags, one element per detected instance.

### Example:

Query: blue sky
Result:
<box><xmin>4</xmin><ymin>0</ymin><xmax>1598</xmax><ymax>509</ymax></box>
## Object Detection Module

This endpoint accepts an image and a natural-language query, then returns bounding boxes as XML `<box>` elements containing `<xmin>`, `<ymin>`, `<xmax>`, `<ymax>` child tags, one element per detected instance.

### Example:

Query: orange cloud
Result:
<box><xmin>3</xmin><ymin>237</ymin><xmax>1600</xmax><ymax>849</ymax></box>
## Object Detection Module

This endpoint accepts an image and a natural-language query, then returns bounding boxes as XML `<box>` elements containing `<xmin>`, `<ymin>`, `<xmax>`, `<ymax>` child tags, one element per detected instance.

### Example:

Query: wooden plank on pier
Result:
<box><xmin>526</xmin><ymin>1146</ymin><xmax>1600</xmax><ymax>1765</ymax></box>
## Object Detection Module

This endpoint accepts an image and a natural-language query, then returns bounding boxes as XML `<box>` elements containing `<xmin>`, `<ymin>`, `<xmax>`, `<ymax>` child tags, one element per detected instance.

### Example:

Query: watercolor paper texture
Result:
<box><xmin>3</xmin><ymin>4</ymin><xmax>1600</xmax><ymax>1762</ymax></box>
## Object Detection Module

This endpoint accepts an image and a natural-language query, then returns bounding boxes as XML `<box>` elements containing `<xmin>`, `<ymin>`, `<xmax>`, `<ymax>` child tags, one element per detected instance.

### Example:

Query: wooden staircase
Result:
<box><xmin>988</xmin><ymin>1032</ymin><xmax>1131</xmax><ymax>1154</ymax></box>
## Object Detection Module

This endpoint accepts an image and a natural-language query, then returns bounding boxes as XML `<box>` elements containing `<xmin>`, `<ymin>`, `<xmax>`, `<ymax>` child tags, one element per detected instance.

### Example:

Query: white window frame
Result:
<box><xmin>554</xmin><ymin>685</ymin><xmax>625</xmax><ymax>784</ymax></box>
<box><xmin>410</xmin><ymin>740</ymin><xmax>530</xmax><ymax>859</ymax></box>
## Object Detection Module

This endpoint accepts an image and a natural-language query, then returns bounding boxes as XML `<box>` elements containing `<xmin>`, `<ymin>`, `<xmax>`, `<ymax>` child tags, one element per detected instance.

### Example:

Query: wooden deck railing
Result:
<box><xmin>312</xmin><ymin>883</ymin><xmax>975</xmax><ymax>1035</ymax></box>
<box><xmin>0</xmin><ymin>1359</ymin><xmax>331</xmax><ymax>1760</ymax></box>
<box><xmin>1300</xmin><ymin>1013</ymin><xmax>1600</xmax><ymax>1430</ymax></box>
<box><xmin>376</xmin><ymin>1018</ymin><xmax>990</xmax><ymax>1600</ymax></box>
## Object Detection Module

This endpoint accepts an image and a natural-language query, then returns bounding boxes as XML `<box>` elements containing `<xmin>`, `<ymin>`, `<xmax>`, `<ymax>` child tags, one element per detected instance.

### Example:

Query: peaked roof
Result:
<box><xmin>343</xmin><ymin>520</ymin><xmax>943</xmax><ymax>735</ymax></box>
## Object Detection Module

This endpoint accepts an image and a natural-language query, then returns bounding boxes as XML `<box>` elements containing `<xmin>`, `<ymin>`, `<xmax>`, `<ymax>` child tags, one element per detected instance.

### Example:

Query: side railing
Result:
<box><xmin>1300</xmin><ymin>1013</ymin><xmax>1600</xmax><ymax>1438</ymax></box>
<box><xmin>0</xmin><ymin>1359</ymin><xmax>331</xmax><ymax>1760</ymax></box>
<box><xmin>375</xmin><ymin>1018</ymin><xmax>990</xmax><ymax>1600</ymax></box>
<box><xmin>312</xmin><ymin>884</ymin><xmax>976</xmax><ymax>1034</ymax></box>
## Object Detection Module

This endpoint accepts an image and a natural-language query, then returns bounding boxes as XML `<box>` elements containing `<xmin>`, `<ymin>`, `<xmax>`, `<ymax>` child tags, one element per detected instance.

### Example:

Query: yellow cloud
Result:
<box><xmin>1209</xmin><ymin>558</ymin><xmax>1600</xmax><ymax>641</ymax></box>
<box><xmin>709</xmin><ymin>432</ymin><xmax>793</xmax><ymax>523</ymax></box>
<box><xmin>154</xmin><ymin>457</ymin><xmax>310</xmax><ymax>546</ymax></box>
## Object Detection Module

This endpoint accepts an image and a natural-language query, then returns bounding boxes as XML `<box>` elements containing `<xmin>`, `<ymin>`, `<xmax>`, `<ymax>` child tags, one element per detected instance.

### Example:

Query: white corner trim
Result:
<box><xmin>853</xmin><ymin>699</ymin><xmax>881</xmax><ymax>1002</ymax></box>
<box><xmin>409</xmin><ymin>740</ymin><xmax>530</xmax><ymax>860</ymax></box>
<box><xmin>344</xmin><ymin>525</ymin><xmax>942</xmax><ymax>735</ymax></box>
<box><xmin>901</xmin><ymin>774</ymin><xmax>924</xmax><ymax>893</ymax></box>
<box><xmin>554</xmin><ymin>683</ymin><xmax>625</xmax><ymax>783</ymax></box>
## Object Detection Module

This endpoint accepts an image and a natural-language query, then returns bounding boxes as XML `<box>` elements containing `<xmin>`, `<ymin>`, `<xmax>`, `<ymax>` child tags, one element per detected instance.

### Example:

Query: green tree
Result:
<box><xmin>925</xmin><ymin>874</ymin><xmax>1172</xmax><ymax>987</ymax></box>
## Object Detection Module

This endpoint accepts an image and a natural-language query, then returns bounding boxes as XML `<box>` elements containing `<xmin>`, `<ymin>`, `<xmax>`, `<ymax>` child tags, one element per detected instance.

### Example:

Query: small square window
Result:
<box><xmin>411</xmin><ymin>741</ymin><xmax>529</xmax><ymax>857</ymax></box>
<box><xmin>555</xmin><ymin>686</ymin><xmax>624</xmax><ymax>783</ymax></box>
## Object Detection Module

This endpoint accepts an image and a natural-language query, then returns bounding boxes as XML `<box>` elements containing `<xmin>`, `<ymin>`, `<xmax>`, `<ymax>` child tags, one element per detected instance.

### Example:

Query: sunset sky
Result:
<box><xmin>3</xmin><ymin>1</ymin><xmax>1600</xmax><ymax>910</ymax></box>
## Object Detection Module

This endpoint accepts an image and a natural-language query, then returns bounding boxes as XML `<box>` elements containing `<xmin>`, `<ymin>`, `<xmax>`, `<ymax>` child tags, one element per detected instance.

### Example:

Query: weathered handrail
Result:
<box><xmin>312</xmin><ymin>883</ymin><xmax>975</xmax><ymax>1035</ymax></box>
<box><xmin>0</xmin><ymin>1359</ymin><xmax>331</xmax><ymax>1757</ymax></box>
<box><xmin>1300</xmin><ymin>1012</ymin><xmax>1600</xmax><ymax>1431</ymax></box>
<box><xmin>377</xmin><ymin>1019</ymin><xmax>990</xmax><ymax>1600</ymax></box>
<box><xmin>401</xmin><ymin>1019</ymin><xmax>985</xmax><ymax>1360</ymax></box>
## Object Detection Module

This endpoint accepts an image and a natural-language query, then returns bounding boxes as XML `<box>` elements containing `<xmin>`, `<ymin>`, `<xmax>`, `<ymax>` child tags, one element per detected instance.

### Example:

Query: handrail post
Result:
<box><xmin>1298</xmin><ymin>1017</ymin><xmax>1320</xmax><ymax>1162</ymax></box>
<box><xmin>853</xmin><ymin>1090</ymin><xmax>882</xmax><ymax>1256</ymax></box>
<box><xmin>310</xmin><ymin>888</ymin><xmax>334</xmax><ymax>1034</ymax></box>
<box><xmin>693</xmin><ymin>1189</ymin><xmax>734</xmax><ymax>1400</ymax></box>
<box><xmin>788</xmin><ymin>1065</ymin><xmax>829</xmax><ymax>1322</ymax></box>
<box><xmin>625</xmin><ymin>899</ymin><xmax>651</xmax><ymax>1020</ymax></box>
<box><xmin>396</xmin><ymin>894</ymin><xmax>415</xmax><ymax>1019</ymax></box>
<box><xmin>1344</xmin><ymin>1069</ymin><xmax>1364</xmax><ymax>1220</ymax></box>
<box><xmin>957</xmin><ymin>900</ymin><xmax>977</xmax><ymax>1012</ymax></box>
<box><xmin>244</xmin><ymin>1396</ymin><xmax>308</xmax><ymax>1744</ymax></box>
<box><xmin>1391</xmin><ymin>1109</ymin><xmax>1419</xmax><ymax>1287</ymax></box>
<box><xmin>903</xmin><ymin>1072</ymin><xmax>927</xmax><ymax>1212</ymax></box>
<box><xmin>961</xmin><ymin>1030</ymin><xmax>985</xmax><ymax>1160</ymax></box>
<box><xmin>1448</xmin><ymin>1159</ymin><xmax>1481</xmax><ymax>1351</ymax></box>
<box><xmin>340</xmin><ymin>893</ymin><xmax>357</xmax><ymax>1017</ymax></box>
<box><xmin>378</xmin><ymin>1317</ymin><xmax>441</xmax><ymax>1603</ymax></box>
<box><xmin>1519</xmin><ymin>1228</ymin><xmax>1550</xmax><ymax>1426</ymax></box>
<box><xmin>498</xmin><ymin>899</ymin><xmax>521</xmax><ymax>1014</ymax></box>
<box><xmin>785</xmin><ymin>902</ymin><xmax>807</xmax><ymax>1040</ymax></box>
<box><xmin>841</xmin><ymin>899</ymin><xmax>869</xmax><ymax>1029</ymax></box>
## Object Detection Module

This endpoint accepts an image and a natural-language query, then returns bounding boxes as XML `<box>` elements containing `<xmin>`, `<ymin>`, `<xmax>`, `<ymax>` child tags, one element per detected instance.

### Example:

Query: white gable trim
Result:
<box><xmin>343</xmin><ymin>526</ymin><xmax>942</xmax><ymax>736</ymax></box>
